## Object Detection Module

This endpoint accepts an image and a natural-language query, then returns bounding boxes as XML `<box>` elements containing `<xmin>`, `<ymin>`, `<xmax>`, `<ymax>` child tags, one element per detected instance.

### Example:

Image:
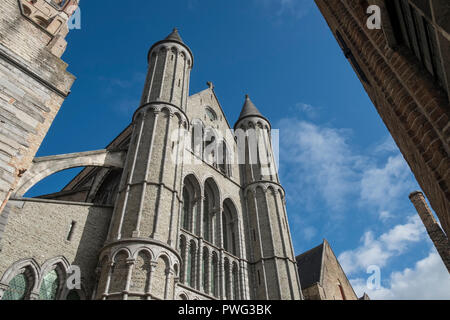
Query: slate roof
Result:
<box><xmin>238</xmin><ymin>95</ymin><xmax>264</xmax><ymax>120</ymax></box>
<box><xmin>295</xmin><ymin>243</ymin><xmax>324</xmax><ymax>289</ymax></box>
<box><xmin>165</xmin><ymin>28</ymin><xmax>184</xmax><ymax>43</ymax></box>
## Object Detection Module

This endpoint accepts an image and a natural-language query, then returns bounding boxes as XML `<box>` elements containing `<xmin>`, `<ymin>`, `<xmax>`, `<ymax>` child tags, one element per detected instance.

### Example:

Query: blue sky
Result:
<box><xmin>27</xmin><ymin>0</ymin><xmax>450</xmax><ymax>299</ymax></box>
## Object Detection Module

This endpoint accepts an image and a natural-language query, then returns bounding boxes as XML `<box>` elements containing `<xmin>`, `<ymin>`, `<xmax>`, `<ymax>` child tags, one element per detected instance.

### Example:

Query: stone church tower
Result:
<box><xmin>90</xmin><ymin>29</ymin><xmax>302</xmax><ymax>300</ymax></box>
<box><xmin>0</xmin><ymin>20</ymin><xmax>370</xmax><ymax>300</ymax></box>
<box><xmin>95</xmin><ymin>29</ymin><xmax>193</xmax><ymax>300</ymax></box>
<box><xmin>0</xmin><ymin>28</ymin><xmax>305</xmax><ymax>300</ymax></box>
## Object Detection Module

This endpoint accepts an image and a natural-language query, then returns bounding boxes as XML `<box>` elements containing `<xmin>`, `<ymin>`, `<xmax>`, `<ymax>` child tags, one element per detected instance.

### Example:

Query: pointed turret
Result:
<box><xmin>235</xmin><ymin>94</ymin><xmax>269</xmax><ymax>129</ymax></box>
<box><xmin>165</xmin><ymin>28</ymin><xmax>184</xmax><ymax>43</ymax></box>
<box><xmin>148</xmin><ymin>27</ymin><xmax>194</xmax><ymax>68</ymax></box>
<box><xmin>235</xmin><ymin>93</ymin><xmax>302</xmax><ymax>300</ymax></box>
<box><xmin>97</xmin><ymin>30</ymin><xmax>193</xmax><ymax>300</ymax></box>
<box><xmin>141</xmin><ymin>28</ymin><xmax>194</xmax><ymax>109</ymax></box>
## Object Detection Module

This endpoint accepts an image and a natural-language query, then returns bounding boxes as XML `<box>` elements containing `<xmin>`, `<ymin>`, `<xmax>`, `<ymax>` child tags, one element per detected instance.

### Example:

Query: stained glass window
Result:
<box><xmin>182</xmin><ymin>188</ymin><xmax>190</xmax><ymax>230</ymax></box>
<box><xmin>2</xmin><ymin>273</ymin><xmax>29</xmax><ymax>300</ymax></box>
<box><xmin>39</xmin><ymin>270</ymin><xmax>60</xmax><ymax>300</ymax></box>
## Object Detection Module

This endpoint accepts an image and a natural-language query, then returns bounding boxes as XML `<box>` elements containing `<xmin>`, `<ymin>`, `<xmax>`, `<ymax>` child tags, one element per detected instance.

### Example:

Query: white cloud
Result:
<box><xmin>277</xmin><ymin>111</ymin><xmax>417</xmax><ymax>219</ymax></box>
<box><xmin>295</xmin><ymin>102</ymin><xmax>319</xmax><ymax>119</ymax></box>
<box><xmin>351</xmin><ymin>250</ymin><xmax>450</xmax><ymax>300</ymax></box>
<box><xmin>278</xmin><ymin>118</ymin><xmax>364</xmax><ymax>211</ymax></box>
<box><xmin>373</xmin><ymin>135</ymin><xmax>398</xmax><ymax>154</ymax></box>
<box><xmin>338</xmin><ymin>215</ymin><xmax>426</xmax><ymax>275</ymax></box>
<box><xmin>359</xmin><ymin>154</ymin><xmax>416</xmax><ymax>219</ymax></box>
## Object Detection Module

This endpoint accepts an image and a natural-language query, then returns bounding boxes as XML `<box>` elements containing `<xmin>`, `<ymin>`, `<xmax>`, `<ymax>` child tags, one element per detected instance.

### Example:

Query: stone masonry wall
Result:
<box><xmin>0</xmin><ymin>0</ymin><xmax>76</xmax><ymax>225</ymax></box>
<box><xmin>0</xmin><ymin>198</ymin><xmax>112</xmax><ymax>296</ymax></box>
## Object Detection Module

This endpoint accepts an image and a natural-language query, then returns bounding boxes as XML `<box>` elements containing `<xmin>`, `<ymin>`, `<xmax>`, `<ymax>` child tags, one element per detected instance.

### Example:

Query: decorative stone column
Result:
<box><xmin>145</xmin><ymin>262</ymin><xmax>157</xmax><ymax>300</ymax></box>
<box><xmin>123</xmin><ymin>258</ymin><xmax>135</xmax><ymax>300</ymax></box>
<box><xmin>197</xmin><ymin>238</ymin><xmax>203</xmax><ymax>290</ymax></box>
<box><xmin>164</xmin><ymin>269</ymin><xmax>174</xmax><ymax>300</ymax></box>
<box><xmin>101</xmin><ymin>262</ymin><xmax>114</xmax><ymax>300</ymax></box>
<box><xmin>219</xmin><ymin>250</ymin><xmax>225</xmax><ymax>299</ymax></box>
<box><xmin>199</xmin><ymin>196</ymin><xmax>205</xmax><ymax>240</ymax></box>
<box><xmin>182</xmin><ymin>240</ymin><xmax>189</xmax><ymax>285</ymax></box>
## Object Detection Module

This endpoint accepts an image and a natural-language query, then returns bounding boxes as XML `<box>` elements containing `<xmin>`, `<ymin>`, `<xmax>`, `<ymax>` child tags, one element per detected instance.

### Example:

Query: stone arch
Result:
<box><xmin>191</xmin><ymin>119</ymin><xmax>205</xmax><ymax>156</ymax></box>
<box><xmin>39</xmin><ymin>257</ymin><xmax>70</xmax><ymax>300</ymax></box>
<box><xmin>180</xmin><ymin>174</ymin><xmax>202</xmax><ymax>235</ymax></box>
<box><xmin>170</xmin><ymin>46</ymin><xmax>179</xmax><ymax>55</ymax></box>
<box><xmin>204</xmin><ymin>127</ymin><xmax>220</xmax><ymax>166</ymax></box>
<box><xmin>218</xmin><ymin>139</ymin><xmax>232</xmax><ymax>177</ymax></box>
<box><xmin>182</xmin><ymin>174</ymin><xmax>202</xmax><ymax>235</ymax></box>
<box><xmin>203</xmin><ymin>177</ymin><xmax>221</xmax><ymax>244</ymax></box>
<box><xmin>0</xmin><ymin>258</ymin><xmax>40</xmax><ymax>300</ymax></box>
<box><xmin>179</xmin><ymin>293</ymin><xmax>189</xmax><ymax>300</ymax></box>
<box><xmin>222</xmin><ymin>198</ymin><xmax>240</xmax><ymax>257</ymax></box>
<box><xmin>34</xmin><ymin>16</ymin><xmax>49</xmax><ymax>28</ymax></box>
<box><xmin>130</xmin><ymin>250</ymin><xmax>152</xmax><ymax>293</ymax></box>
<box><xmin>15</xmin><ymin>150</ymin><xmax>126</xmax><ymax>196</ymax></box>
<box><xmin>21</xmin><ymin>3</ymin><xmax>32</xmax><ymax>16</ymax></box>
<box><xmin>109</xmin><ymin>250</ymin><xmax>130</xmax><ymax>294</ymax></box>
<box><xmin>152</xmin><ymin>254</ymin><xmax>171</xmax><ymax>300</ymax></box>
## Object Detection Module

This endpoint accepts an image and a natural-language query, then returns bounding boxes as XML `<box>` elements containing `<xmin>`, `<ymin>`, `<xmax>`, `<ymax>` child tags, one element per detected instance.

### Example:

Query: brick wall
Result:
<box><xmin>314</xmin><ymin>0</ymin><xmax>450</xmax><ymax>236</ymax></box>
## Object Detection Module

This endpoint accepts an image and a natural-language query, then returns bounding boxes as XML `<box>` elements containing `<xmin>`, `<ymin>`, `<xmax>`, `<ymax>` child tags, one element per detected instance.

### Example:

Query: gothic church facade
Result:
<box><xmin>0</xmin><ymin>28</ymin><xmax>304</xmax><ymax>300</ymax></box>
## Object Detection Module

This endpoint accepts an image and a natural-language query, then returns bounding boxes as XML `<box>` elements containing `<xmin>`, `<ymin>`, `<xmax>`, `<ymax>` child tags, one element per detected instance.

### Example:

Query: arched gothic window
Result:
<box><xmin>232</xmin><ymin>263</ymin><xmax>239</xmax><ymax>300</ymax></box>
<box><xmin>187</xmin><ymin>241</ymin><xmax>196</xmax><ymax>288</ymax></box>
<box><xmin>182</xmin><ymin>188</ymin><xmax>191</xmax><ymax>231</ymax></box>
<box><xmin>211</xmin><ymin>254</ymin><xmax>218</xmax><ymax>297</ymax></box>
<box><xmin>203</xmin><ymin>178</ymin><xmax>220</xmax><ymax>245</ymax></box>
<box><xmin>224</xmin><ymin>259</ymin><xmax>231</xmax><ymax>300</ymax></box>
<box><xmin>182</xmin><ymin>175</ymin><xmax>201</xmax><ymax>235</ymax></box>
<box><xmin>1</xmin><ymin>270</ymin><xmax>34</xmax><ymax>300</ymax></box>
<box><xmin>39</xmin><ymin>270</ymin><xmax>60</xmax><ymax>300</ymax></box>
<box><xmin>203</xmin><ymin>191</ymin><xmax>211</xmax><ymax>242</ymax></box>
<box><xmin>179</xmin><ymin>236</ymin><xmax>187</xmax><ymax>284</ymax></box>
<box><xmin>223</xmin><ymin>199</ymin><xmax>239</xmax><ymax>257</ymax></box>
<box><xmin>218</xmin><ymin>141</ymin><xmax>231</xmax><ymax>177</ymax></box>
<box><xmin>204</xmin><ymin>129</ymin><xmax>218</xmax><ymax>166</ymax></box>
<box><xmin>202</xmin><ymin>247</ymin><xmax>209</xmax><ymax>294</ymax></box>
<box><xmin>191</xmin><ymin>120</ymin><xmax>204</xmax><ymax>157</ymax></box>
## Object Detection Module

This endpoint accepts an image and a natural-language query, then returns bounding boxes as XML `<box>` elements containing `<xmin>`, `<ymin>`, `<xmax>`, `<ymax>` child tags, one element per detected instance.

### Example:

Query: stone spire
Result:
<box><xmin>235</xmin><ymin>94</ymin><xmax>270</xmax><ymax>129</ymax></box>
<box><xmin>238</xmin><ymin>95</ymin><xmax>263</xmax><ymax>120</ymax></box>
<box><xmin>165</xmin><ymin>28</ymin><xmax>184</xmax><ymax>43</ymax></box>
<box><xmin>141</xmin><ymin>28</ymin><xmax>194</xmax><ymax>109</ymax></box>
<box><xmin>235</xmin><ymin>93</ymin><xmax>302</xmax><ymax>300</ymax></box>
